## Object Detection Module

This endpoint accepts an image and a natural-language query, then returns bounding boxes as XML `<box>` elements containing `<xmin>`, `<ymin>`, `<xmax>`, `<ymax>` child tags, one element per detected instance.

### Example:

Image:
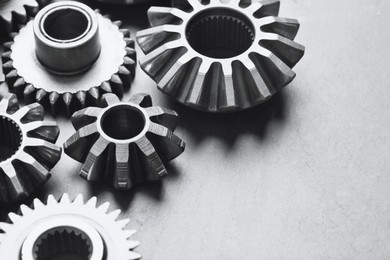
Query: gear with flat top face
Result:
<box><xmin>64</xmin><ymin>93</ymin><xmax>185</xmax><ymax>190</ymax></box>
<box><xmin>0</xmin><ymin>193</ymin><xmax>141</xmax><ymax>259</ymax></box>
<box><xmin>136</xmin><ymin>0</ymin><xmax>305</xmax><ymax>112</ymax></box>
<box><xmin>0</xmin><ymin>0</ymin><xmax>47</xmax><ymax>37</ymax></box>
<box><xmin>2</xmin><ymin>1</ymin><xmax>136</xmax><ymax>116</ymax></box>
<box><xmin>0</xmin><ymin>93</ymin><xmax>61</xmax><ymax>205</ymax></box>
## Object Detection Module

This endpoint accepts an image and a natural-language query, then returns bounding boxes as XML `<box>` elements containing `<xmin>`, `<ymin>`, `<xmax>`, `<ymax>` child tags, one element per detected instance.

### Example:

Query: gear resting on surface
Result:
<box><xmin>64</xmin><ymin>93</ymin><xmax>185</xmax><ymax>190</ymax></box>
<box><xmin>0</xmin><ymin>0</ymin><xmax>46</xmax><ymax>37</ymax></box>
<box><xmin>0</xmin><ymin>93</ymin><xmax>61</xmax><ymax>204</ymax></box>
<box><xmin>0</xmin><ymin>194</ymin><xmax>141</xmax><ymax>259</ymax></box>
<box><xmin>136</xmin><ymin>0</ymin><xmax>305</xmax><ymax>112</ymax></box>
<box><xmin>2</xmin><ymin>1</ymin><xmax>137</xmax><ymax>116</ymax></box>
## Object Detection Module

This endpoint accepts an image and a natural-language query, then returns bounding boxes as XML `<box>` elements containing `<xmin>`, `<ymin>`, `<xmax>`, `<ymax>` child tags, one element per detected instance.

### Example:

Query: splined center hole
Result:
<box><xmin>0</xmin><ymin>116</ymin><xmax>22</xmax><ymax>162</ymax></box>
<box><xmin>43</xmin><ymin>8</ymin><xmax>89</xmax><ymax>41</ymax></box>
<box><xmin>186</xmin><ymin>8</ymin><xmax>255</xmax><ymax>59</ymax></box>
<box><xmin>33</xmin><ymin>227</ymin><xmax>93</xmax><ymax>260</ymax></box>
<box><xmin>101</xmin><ymin>105</ymin><xmax>145</xmax><ymax>140</ymax></box>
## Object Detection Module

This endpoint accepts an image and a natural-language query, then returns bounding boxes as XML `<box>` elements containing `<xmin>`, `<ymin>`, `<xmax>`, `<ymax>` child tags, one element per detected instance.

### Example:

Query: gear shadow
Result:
<box><xmin>173</xmin><ymin>90</ymin><xmax>289</xmax><ymax>149</ymax></box>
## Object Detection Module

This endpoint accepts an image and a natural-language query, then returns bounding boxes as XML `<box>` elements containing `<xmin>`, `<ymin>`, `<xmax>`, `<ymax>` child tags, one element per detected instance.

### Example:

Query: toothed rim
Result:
<box><xmin>0</xmin><ymin>0</ymin><xmax>46</xmax><ymax>36</ymax></box>
<box><xmin>0</xmin><ymin>93</ymin><xmax>61</xmax><ymax>204</ymax></box>
<box><xmin>64</xmin><ymin>93</ymin><xmax>186</xmax><ymax>190</ymax></box>
<box><xmin>0</xmin><ymin>194</ymin><xmax>141</xmax><ymax>259</ymax></box>
<box><xmin>136</xmin><ymin>0</ymin><xmax>305</xmax><ymax>112</ymax></box>
<box><xmin>1</xmin><ymin>9</ymin><xmax>136</xmax><ymax>117</ymax></box>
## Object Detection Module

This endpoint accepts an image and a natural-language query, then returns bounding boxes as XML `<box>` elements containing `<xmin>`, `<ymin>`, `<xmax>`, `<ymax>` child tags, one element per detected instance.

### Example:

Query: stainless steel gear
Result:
<box><xmin>0</xmin><ymin>0</ymin><xmax>47</xmax><ymax>37</ymax></box>
<box><xmin>0</xmin><ymin>193</ymin><xmax>141</xmax><ymax>259</ymax></box>
<box><xmin>136</xmin><ymin>0</ymin><xmax>305</xmax><ymax>112</ymax></box>
<box><xmin>93</xmin><ymin>0</ymin><xmax>152</xmax><ymax>5</ymax></box>
<box><xmin>1</xmin><ymin>1</ymin><xmax>136</xmax><ymax>116</ymax></box>
<box><xmin>0</xmin><ymin>93</ymin><xmax>61</xmax><ymax>204</ymax></box>
<box><xmin>64</xmin><ymin>93</ymin><xmax>185</xmax><ymax>190</ymax></box>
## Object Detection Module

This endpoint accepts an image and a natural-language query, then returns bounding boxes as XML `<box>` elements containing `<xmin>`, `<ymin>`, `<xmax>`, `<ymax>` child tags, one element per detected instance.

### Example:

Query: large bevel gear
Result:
<box><xmin>0</xmin><ymin>93</ymin><xmax>61</xmax><ymax>204</ymax></box>
<box><xmin>0</xmin><ymin>0</ymin><xmax>46</xmax><ymax>37</ymax></box>
<box><xmin>137</xmin><ymin>0</ymin><xmax>305</xmax><ymax>112</ymax></box>
<box><xmin>64</xmin><ymin>93</ymin><xmax>185</xmax><ymax>190</ymax></box>
<box><xmin>2</xmin><ymin>1</ymin><xmax>136</xmax><ymax>116</ymax></box>
<box><xmin>0</xmin><ymin>194</ymin><xmax>141</xmax><ymax>259</ymax></box>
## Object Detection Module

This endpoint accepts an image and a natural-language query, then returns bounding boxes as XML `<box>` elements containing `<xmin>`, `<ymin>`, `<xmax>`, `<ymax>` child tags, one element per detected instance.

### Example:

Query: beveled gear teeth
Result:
<box><xmin>2</xmin><ymin>2</ymin><xmax>137</xmax><ymax>117</ymax></box>
<box><xmin>0</xmin><ymin>0</ymin><xmax>47</xmax><ymax>37</ymax></box>
<box><xmin>64</xmin><ymin>93</ymin><xmax>186</xmax><ymax>190</ymax></box>
<box><xmin>0</xmin><ymin>93</ymin><xmax>61</xmax><ymax>204</ymax></box>
<box><xmin>137</xmin><ymin>0</ymin><xmax>305</xmax><ymax>112</ymax></box>
<box><xmin>0</xmin><ymin>194</ymin><xmax>141</xmax><ymax>259</ymax></box>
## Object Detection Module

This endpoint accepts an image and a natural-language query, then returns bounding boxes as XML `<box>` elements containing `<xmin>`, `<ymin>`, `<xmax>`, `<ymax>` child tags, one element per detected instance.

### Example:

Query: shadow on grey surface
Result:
<box><xmin>175</xmin><ymin>91</ymin><xmax>288</xmax><ymax>149</ymax></box>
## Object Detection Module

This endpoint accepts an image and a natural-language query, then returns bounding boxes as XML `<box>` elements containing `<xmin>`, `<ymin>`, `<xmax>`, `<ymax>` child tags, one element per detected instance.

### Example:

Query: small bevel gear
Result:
<box><xmin>0</xmin><ymin>93</ymin><xmax>61</xmax><ymax>204</ymax></box>
<box><xmin>64</xmin><ymin>93</ymin><xmax>185</xmax><ymax>190</ymax></box>
<box><xmin>0</xmin><ymin>0</ymin><xmax>47</xmax><ymax>37</ymax></box>
<box><xmin>0</xmin><ymin>194</ymin><xmax>141</xmax><ymax>259</ymax></box>
<box><xmin>2</xmin><ymin>1</ymin><xmax>136</xmax><ymax>116</ymax></box>
<box><xmin>136</xmin><ymin>0</ymin><xmax>305</xmax><ymax>112</ymax></box>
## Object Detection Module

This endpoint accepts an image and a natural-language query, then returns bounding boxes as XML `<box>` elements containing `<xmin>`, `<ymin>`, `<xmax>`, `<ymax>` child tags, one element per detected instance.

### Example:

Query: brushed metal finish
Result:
<box><xmin>0</xmin><ymin>194</ymin><xmax>141</xmax><ymax>259</ymax></box>
<box><xmin>1</xmin><ymin>2</ymin><xmax>137</xmax><ymax>117</ymax></box>
<box><xmin>0</xmin><ymin>0</ymin><xmax>47</xmax><ymax>36</ymax></box>
<box><xmin>64</xmin><ymin>93</ymin><xmax>185</xmax><ymax>190</ymax></box>
<box><xmin>137</xmin><ymin>0</ymin><xmax>305</xmax><ymax>112</ymax></box>
<box><xmin>0</xmin><ymin>93</ymin><xmax>61</xmax><ymax>204</ymax></box>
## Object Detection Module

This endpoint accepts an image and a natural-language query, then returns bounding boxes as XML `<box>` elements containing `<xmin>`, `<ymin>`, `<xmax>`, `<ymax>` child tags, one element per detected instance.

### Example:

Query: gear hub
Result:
<box><xmin>0</xmin><ymin>93</ymin><xmax>61</xmax><ymax>204</ymax></box>
<box><xmin>137</xmin><ymin>0</ymin><xmax>305</xmax><ymax>112</ymax></box>
<box><xmin>0</xmin><ymin>194</ymin><xmax>141</xmax><ymax>259</ymax></box>
<box><xmin>64</xmin><ymin>93</ymin><xmax>185</xmax><ymax>190</ymax></box>
<box><xmin>2</xmin><ymin>1</ymin><xmax>136</xmax><ymax>116</ymax></box>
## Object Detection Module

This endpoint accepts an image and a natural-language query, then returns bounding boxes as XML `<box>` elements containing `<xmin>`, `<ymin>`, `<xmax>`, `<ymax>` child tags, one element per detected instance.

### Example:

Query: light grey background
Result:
<box><xmin>2</xmin><ymin>0</ymin><xmax>390</xmax><ymax>259</ymax></box>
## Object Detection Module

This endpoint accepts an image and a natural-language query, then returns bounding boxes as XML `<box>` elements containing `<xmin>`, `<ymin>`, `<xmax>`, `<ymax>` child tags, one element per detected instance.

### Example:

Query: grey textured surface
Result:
<box><xmin>2</xmin><ymin>0</ymin><xmax>390</xmax><ymax>259</ymax></box>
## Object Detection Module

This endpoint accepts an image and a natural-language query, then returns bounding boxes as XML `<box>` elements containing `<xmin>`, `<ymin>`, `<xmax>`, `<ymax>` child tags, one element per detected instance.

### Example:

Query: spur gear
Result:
<box><xmin>136</xmin><ymin>0</ymin><xmax>305</xmax><ymax>112</ymax></box>
<box><xmin>64</xmin><ymin>93</ymin><xmax>185</xmax><ymax>190</ymax></box>
<box><xmin>2</xmin><ymin>1</ymin><xmax>136</xmax><ymax>116</ymax></box>
<box><xmin>0</xmin><ymin>93</ymin><xmax>61</xmax><ymax>204</ymax></box>
<box><xmin>0</xmin><ymin>0</ymin><xmax>46</xmax><ymax>37</ymax></box>
<box><xmin>0</xmin><ymin>193</ymin><xmax>141</xmax><ymax>259</ymax></box>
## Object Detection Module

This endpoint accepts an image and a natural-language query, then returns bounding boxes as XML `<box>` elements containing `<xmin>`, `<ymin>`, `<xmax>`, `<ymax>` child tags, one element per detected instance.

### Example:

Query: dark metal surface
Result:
<box><xmin>2</xmin><ymin>0</ymin><xmax>390</xmax><ymax>259</ymax></box>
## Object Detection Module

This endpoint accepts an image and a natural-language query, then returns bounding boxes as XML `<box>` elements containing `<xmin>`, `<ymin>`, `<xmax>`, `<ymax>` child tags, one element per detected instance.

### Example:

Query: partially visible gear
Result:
<box><xmin>0</xmin><ymin>0</ymin><xmax>47</xmax><ymax>37</ymax></box>
<box><xmin>0</xmin><ymin>193</ymin><xmax>141</xmax><ymax>259</ymax></box>
<box><xmin>93</xmin><ymin>0</ymin><xmax>152</xmax><ymax>5</ymax></box>
<box><xmin>0</xmin><ymin>93</ymin><xmax>61</xmax><ymax>204</ymax></box>
<box><xmin>136</xmin><ymin>0</ymin><xmax>305</xmax><ymax>112</ymax></box>
<box><xmin>64</xmin><ymin>93</ymin><xmax>185</xmax><ymax>190</ymax></box>
<box><xmin>2</xmin><ymin>1</ymin><xmax>136</xmax><ymax>116</ymax></box>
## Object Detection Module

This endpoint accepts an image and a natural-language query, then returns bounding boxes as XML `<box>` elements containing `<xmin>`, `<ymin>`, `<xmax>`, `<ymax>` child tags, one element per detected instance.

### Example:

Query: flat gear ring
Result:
<box><xmin>0</xmin><ymin>93</ymin><xmax>61</xmax><ymax>204</ymax></box>
<box><xmin>64</xmin><ymin>93</ymin><xmax>185</xmax><ymax>190</ymax></box>
<box><xmin>0</xmin><ymin>0</ymin><xmax>47</xmax><ymax>37</ymax></box>
<box><xmin>2</xmin><ymin>1</ymin><xmax>136</xmax><ymax>116</ymax></box>
<box><xmin>136</xmin><ymin>0</ymin><xmax>305</xmax><ymax>112</ymax></box>
<box><xmin>0</xmin><ymin>194</ymin><xmax>141</xmax><ymax>259</ymax></box>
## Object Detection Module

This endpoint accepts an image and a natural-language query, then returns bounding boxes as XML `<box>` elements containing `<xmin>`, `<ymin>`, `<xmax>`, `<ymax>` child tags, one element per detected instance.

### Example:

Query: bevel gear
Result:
<box><xmin>0</xmin><ymin>0</ymin><xmax>47</xmax><ymax>37</ymax></box>
<box><xmin>2</xmin><ymin>1</ymin><xmax>136</xmax><ymax>116</ymax></box>
<box><xmin>64</xmin><ymin>93</ymin><xmax>185</xmax><ymax>190</ymax></box>
<box><xmin>0</xmin><ymin>93</ymin><xmax>61</xmax><ymax>204</ymax></box>
<box><xmin>137</xmin><ymin>0</ymin><xmax>305</xmax><ymax>112</ymax></box>
<box><xmin>0</xmin><ymin>194</ymin><xmax>141</xmax><ymax>259</ymax></box>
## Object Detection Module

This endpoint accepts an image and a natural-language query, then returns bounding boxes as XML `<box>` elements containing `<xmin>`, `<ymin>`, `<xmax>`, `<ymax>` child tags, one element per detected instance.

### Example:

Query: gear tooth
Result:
<box><xmin>124</xmin><ymin>37</ymin><xmax>135</xmax><ymax>49</ymax></box>
<box><xmin>63</xmin><ymin>92</ymin><xmax>74</xmax><ymax>117</ymax></box>
<box><xmin>76</xmin><ymin>90</ymin><xmax>87</xmax><ymax>108</ymax></box>
<box><xmin>98</xmin><ymin>201</ymin><xmax>110</xmax><ymax>213</ymax></box>
<box><xmin>100</xmin><ymin>81</ymin><xmax>113</xmax><ymax>94</ymax></box>
<box><xmin>5</xmin><ymin>69</ymin><xmax>19</xmax><ymax>86</ymax></box>
<box><xmin>1</xmin><ymin>51</ymin><xmax>12</xmax><ymax>63</ymax></box>
<box><xmin>87</xmin><ymin>87</ymin><xmax>100</xmax><ymax>106</ymax></box>
<box><xmin>109</xmin><ymin>74</ymin><xmax>124</xmax><ymax>98</ymax></box>
<box><xmin>0</xmin><ymin>222</ymin><xmax>12</xmax><ymax>232</ymax></box>
<box><xmin>127</xmin><ymin>240</ymin><xmax>141</xmax><ymax>250</ymax></box>
<box><xmin>74</xmin><ymin>194</ymin><xmax>84</xmax><ymax>204</ymax></box>
<box><xmin>123</xmin><ymin>229</ymin><xmax>137</xmax><ymax>239</ymax></box>
<box><xmin>2</xmin><ymin>60</ymin><xmax>13</xmax><ymax>75</ymax></box>
<box><xmin>33</xmin><ymin>198</ymin><xmax>45</xmax><ymax>209</ymax></box>
<box><xmin>125</xmin><ymin>47</ymin><xmax>137</xmax><ymax>62</ymax></box>
<box><xmin>117</xmin><ymin>218</ymin><xmax>130</xmax><ymax>229</ymax></box>
<box><xmin>118</xmin><ymin>66</ymin><xmax>132</xmax><ymax>90</ymax></box>
<box><xmin>12</xmin><ymin>77</ymin><xmax>27</xmax><ymax>97</ymax></box>
<box><xmin>48</xmin><ymin>92</ymin><xmax>60</xmax><ymax>116</ymax></box>
<box><xmin>47</xmin><ymin>194</ymin><xmax>58</xmax><ymax>205</ymax></box>
<box><xmin>3</xmin><ymin>42</ymin><xmax>13</xmax><ymax>51</ymax></box>
<box><xmin>113</xmin><ymin>20</ymin><xmax>122</xmax><ymax>27</ymax></box>
<box><xmin>35</xmin><ymin>88</ymin><xmax>48</xmax><ymax>104</ymax></box>
<box><xmin>23</xmin><ymin>84</ymin><xmax>36</xmax><ymax>104</ymax></box>
<box><xmin>127</xmin><ymin>250</ymin><xmax>142</xmax><ymax>259</ymax></box>
<box><xmin>20</xmin><ymin>204</ymin><xmax>33</xmax><ymax>215</ymax></box>
<box><xmin>108</xmin><ymin>209</ymin><xmax>121</xmax><ymax>220</ymax></box>
<box><xmin>60</xmin><ymin>193</ymin><xmax>71</xmax><ymax>204</ymax></box>
<box><xmin>103</xmin><ymin>14</ymin><xmax>112</xmax><ymax>20</ymax></box>
<box><xmin>8</xmin><ymin>212</ymin><xmax>22</xmax><ymax>224</ymax></box>
<box><xmin>86</xmin><ymin>196</ymin><xmax>97</xmax><ymax>208</ymax></box>
<box><xmin>123</xmin><ymin>56</ymin><xmax>136</xmax><ymax>77</ymax></box>
<box><xmin>94</xmin><ymin>9</ymin><xmax>101</xmax><ymax>14</ymax></box>
<box><xmin>120</xmin><ymin>29</ymin><xmax>130</xmax><ymax>37</ymax></box>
